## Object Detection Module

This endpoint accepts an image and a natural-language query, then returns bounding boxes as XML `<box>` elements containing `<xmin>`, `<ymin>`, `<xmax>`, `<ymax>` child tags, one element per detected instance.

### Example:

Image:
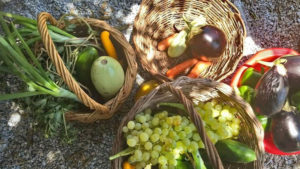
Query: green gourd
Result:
<box><xmin>91</xmin><ymin>56</ymin><xmax>124</xmax><ymax>98</ymax></box>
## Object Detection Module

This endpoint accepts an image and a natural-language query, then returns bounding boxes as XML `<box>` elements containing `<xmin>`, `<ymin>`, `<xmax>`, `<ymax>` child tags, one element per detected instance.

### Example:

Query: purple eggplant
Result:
<box><xmin>253</xmin><ymin>64</ymin><xmax>289</xmax><ymax>117</ymax></box>
<box><xmin>271</xmin><ymin>110</ymin><xmax>300</xmax><ymax>153</ymax></box>
<box><xmin>282</xmin><ymin>55</ymin><xmax>300</xmax><ymax>93</ymax></box>
<box><xmin>188</xmin><ymin>25</ymin><xmax>227</xmax><ymax>59</ymax></box>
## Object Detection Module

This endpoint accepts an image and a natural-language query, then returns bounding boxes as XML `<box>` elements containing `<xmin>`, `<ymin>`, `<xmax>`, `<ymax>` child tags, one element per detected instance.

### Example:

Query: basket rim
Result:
<box><xmin>132</xmin><ymin>0</ymin><xmax>247</xmax><ymax>83</ymax></box>
<box><xmin>37</xmin><ymin>12</ymin><xmax>138</xmax><ymax>122</ymax></box>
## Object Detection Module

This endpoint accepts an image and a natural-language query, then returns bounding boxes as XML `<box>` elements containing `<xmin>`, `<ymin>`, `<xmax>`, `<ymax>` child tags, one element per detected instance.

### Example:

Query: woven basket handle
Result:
<box><xmin>164</xmin><ymin>83</ymin><xmax>224</xmax><ymax>169</ymax></box>
<box><xmin>37</xmin><ymin>12</ymin><xmax>109</xmax><ymax>113</ymax></box>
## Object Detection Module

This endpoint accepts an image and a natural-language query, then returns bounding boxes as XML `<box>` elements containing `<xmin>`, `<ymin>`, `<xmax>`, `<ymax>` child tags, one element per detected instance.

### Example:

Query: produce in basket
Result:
<box><xmin>110</xmin><ymin>99</ymin><xmax>256</xmax><ymax>169</ymax></box>
<box><xmin>230</xmin><ymin>48</ymin><xmax>300</xmax><ymax>155</ymax></box>
<box><xmin>0</xmin><ymin>11</ymin><xmax>135</xmax><ymax>138</ymax></box>
<box><xmin>0</xmin><ymin>12</ymin><xmax>87</xmax><ymax>139</ymax></box>
<box><xmin>133</xmin><ymin>0</ymin><xmax>246</xmax><ymax>82</ymax></box>
<box><xmin>36</xmin><ymin>12</ymin><xmax>137</xmax><ymax>123</ymax></box>
<box><xmin>91</xmin><ymin>56</ymin><xmax>125</xmax><ymax>99</ymax></box>
<box><xmin>159</xmin><ymin>16</ymin><xmax>225</xmax><ymax>79</ymax></box>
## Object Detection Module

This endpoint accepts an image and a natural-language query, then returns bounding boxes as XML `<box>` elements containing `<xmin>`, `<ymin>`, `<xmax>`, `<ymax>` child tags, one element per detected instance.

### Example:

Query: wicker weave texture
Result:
<box><xmin>37</xmin><ymin>12</ymin><xmax>137</xmax><ymax>123</ymax></box>
<box><xmin>133</xmin><ymin>0</ymin><xmax>246</xmax><ymax>82</ymax></box>
<box><xmin>111</xmin><ymin>77</ymin><xmax>264</xmax><ymax>169</ymax></box>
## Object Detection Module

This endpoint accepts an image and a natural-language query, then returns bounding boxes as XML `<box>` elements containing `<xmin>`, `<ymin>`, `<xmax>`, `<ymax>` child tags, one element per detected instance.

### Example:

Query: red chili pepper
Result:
<box><xmin>231</xmin><ymin>48</ymin><xmax>300</xmax><ymax>155</ymax></box>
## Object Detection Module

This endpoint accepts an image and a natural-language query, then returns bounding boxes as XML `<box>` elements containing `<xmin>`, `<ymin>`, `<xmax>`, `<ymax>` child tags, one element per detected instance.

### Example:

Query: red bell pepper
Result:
<box><xmin>230</xmin><ymin>48</ymin><xmax>299</xmax><ymax>87</ymax></box>
<box><xmin>231</xmin><ymin>48</ymin><xmax>300</xmax><ymax>155</ymax></box>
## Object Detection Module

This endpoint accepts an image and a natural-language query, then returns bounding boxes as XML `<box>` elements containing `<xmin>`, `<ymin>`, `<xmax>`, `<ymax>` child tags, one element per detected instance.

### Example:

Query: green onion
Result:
<box><xmin>0</xmin><ymin>15</ymin><xmax>79</xmax><ymax>102</ymax></box>
<box><xmin>0</xmin><ymin>11</ymin><xmax>85</xmax><ymax>44</ymax></box>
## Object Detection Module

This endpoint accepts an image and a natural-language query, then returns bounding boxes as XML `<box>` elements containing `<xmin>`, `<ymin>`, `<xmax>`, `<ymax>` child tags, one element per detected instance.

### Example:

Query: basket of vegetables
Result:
<box><xmin>132</xmin><ymin>0</ymin><xmax>246</xmax><ymax>82</ymax></box>
<box><xmin>0</xmin><ymin>11</ymin><xmax>137</xmax><ymax>124</ymax></box>
<box><xmin>110</xmin><ymin>77</ymin><xmax>264</xmax><ymax>169</ymax></box>
<box><xmin>230</xmin><ymin>48</ymin><xmax>300</xmax><ymax>155</ymax></box>
<box><xmin>36</xmin><ymin>12</ymin><xmax>138</xmax><ymax>122</ymax></box>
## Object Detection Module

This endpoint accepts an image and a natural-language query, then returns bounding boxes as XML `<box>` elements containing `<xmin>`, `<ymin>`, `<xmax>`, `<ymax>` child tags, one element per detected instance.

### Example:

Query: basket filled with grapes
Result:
<box><xmin>110</xmin><ymin>77</ymin><xmax>264</xmax><ymax>169</ymax></box>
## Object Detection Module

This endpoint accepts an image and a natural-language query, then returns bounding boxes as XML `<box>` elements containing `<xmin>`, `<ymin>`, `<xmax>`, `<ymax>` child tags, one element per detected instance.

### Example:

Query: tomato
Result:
<box><xmin>230</xmin><ymin>48</ymin><xmax>300</xmax><ymax>155</ymax></box>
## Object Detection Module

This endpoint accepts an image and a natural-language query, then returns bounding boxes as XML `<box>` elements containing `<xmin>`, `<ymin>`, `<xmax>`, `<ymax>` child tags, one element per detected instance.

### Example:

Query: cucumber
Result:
<box><xmin>215</xmin><ymin>139</ymin><xmax>256</xmax><ymax>163</ymax></box>
<box><xmin>75</xmin><ymin>47</ymin><xmax>99</xmax><ymax>88</ymax></box>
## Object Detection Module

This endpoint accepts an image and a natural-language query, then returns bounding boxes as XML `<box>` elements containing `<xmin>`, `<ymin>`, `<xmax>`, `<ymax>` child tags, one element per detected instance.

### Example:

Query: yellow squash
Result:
<box><xmin>100</xmin><ymin>31</ymin><xmax>118</xmax><ymax>60</ymax></box>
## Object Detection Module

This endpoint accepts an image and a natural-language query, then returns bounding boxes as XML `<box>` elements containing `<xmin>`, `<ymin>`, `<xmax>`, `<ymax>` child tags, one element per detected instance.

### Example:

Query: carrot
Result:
<box><xmin>157</xmin><ymin>33</ymin><xmax>178</xmax><ymax>51</ymax></box>
<box><xmin>166</xmin><ymin>58</ymin><xmax>198</xmax><ymax>79</ymax></box>
<box><xmin>123</xmin><ymin>161</ymin><xmax>135</xmax><ymax>169</ymax></box>
<box><xmin>188</xmin><ymin>61</ymin><xmax>211</xmax><ymax>78</ymax></box>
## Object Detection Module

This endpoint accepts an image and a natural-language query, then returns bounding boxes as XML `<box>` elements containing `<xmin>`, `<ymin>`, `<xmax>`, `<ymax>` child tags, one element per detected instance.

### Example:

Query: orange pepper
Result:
<box><xmin>123</xmin><ymin>161</ymin><xmax>135</xmax><ymax>169</ymax></box>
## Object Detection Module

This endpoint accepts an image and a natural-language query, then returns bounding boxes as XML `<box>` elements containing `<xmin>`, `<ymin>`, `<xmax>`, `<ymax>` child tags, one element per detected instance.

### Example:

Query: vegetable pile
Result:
<box><xmin>232</xmin><ymin>48</ymin><xmax>300</xmax><ymax>154</ymax></box>
<box><xmin>110</xmin><ymin>100</ymin><xmax>256</xmax><ymax>169</ymax></box>
<box><xmin>157</xmin><ymin>16</ymin><xmax>227</xmax><ymax>80</ymax></box>
<box><xmin>0</xmin><ymin>12</ymin><xmax>126</xmax><ymax>140</ymax></box>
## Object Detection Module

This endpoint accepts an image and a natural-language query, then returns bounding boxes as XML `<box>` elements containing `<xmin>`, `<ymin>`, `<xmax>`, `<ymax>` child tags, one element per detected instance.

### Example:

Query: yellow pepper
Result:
<box><xmin>135</xmin><ymin>80</ymin><xmax>160</xmax><ymax>102</ymax></box>
<box><xmin>100</xmin><ymin>31</ymin><xmax>118</xmax><ymax>60</ymax></box>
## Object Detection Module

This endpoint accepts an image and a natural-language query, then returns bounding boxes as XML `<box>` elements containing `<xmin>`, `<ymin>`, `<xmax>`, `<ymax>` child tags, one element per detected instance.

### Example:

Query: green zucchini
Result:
<box><xmin>75</xmin><ymin>47</ymin><xmax>99</xmax><ymax>88</ymax></box>
<box><xmin>215</xmin><ymin>139</ymin><xmax>256</xmax><ymax>163</ymax></box>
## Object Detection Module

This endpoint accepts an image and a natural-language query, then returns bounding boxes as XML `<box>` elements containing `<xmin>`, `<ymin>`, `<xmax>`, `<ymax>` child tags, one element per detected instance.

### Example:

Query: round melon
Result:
<box><xmin>91</xmin><ymin>56</ymin><xmax>124</xmax><ymax>98</ymax></box>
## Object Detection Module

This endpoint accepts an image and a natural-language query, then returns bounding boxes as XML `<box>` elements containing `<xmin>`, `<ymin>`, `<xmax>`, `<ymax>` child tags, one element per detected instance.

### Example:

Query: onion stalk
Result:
<box><xmin>0</xmin><ymin>15</ymin><xmax>79</xmax><ymax>102</ymax></box>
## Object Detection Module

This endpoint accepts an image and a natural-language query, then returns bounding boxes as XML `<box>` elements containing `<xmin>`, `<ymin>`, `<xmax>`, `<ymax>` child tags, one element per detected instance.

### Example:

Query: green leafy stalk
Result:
<box><xmin>11</xmin><ymin>22</ymin><xmax>47</xmax><ymax>75</ymax></box>
<box><xmin>157</xmin><ymin>102</ymin><xmax>187</xmax><ymax>113</ymax></box>
<box><xmin>109</xmin><ymin>147</ymin><xmax>135</xmax><ymax>160</ymax></box>
<box><xmin>0</xmin><ymin>18</ymin><xmax>79</xmax><ymax>102</ymax></box>
<box><xmin>0</xmin><ymin>91</ymin><xmax>45</xmax><ymax>101</ymax></box>
<box><xmin>0</xmin><ymin>36</ymin><xmax>54</xmax><ymax>89</ymax></box>
<box><xmin>0</xmin><ymin>11</ymin><xmax>75</xmax><ymax>38</ymax></box>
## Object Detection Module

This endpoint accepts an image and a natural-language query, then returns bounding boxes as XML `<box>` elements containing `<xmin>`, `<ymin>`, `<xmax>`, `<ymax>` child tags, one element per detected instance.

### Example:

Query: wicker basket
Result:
<box><xmin>111</xmin><ymin>77</ymin><xmax>264</xmax><ymax>169</ymax></box>
<box><xmin>132</xmin><ymin>0</ymin><xmax>246</xmax><ymax>82</ymax></box>
<box><xmin>37</xmin><ymin>12</ymin><xmax>137</xmax><ymax>123</ymax></box>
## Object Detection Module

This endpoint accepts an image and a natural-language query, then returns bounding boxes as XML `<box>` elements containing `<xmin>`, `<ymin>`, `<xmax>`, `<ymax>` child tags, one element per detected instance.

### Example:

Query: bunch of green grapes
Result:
<box><xmin>122</xmin><ymin>109</ymin><xmax>202</xmax><ymax>169</ymax></box>
<box><xmin>122</xmin><ymin>100</ymin><xmax>241</xmax><ymax>169</ymax></box>
<box><xmin>195</xmin><ymin>99</ymin><xmax>241</xmax><ymax>143</ymax></box>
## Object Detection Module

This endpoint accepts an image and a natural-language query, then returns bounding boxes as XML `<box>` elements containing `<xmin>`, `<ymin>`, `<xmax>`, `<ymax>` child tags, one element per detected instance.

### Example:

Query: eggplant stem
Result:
<box><xmin>282</xmin><ymin>100</ymin><xmax>296</xmax><ymax>112</ymax></box>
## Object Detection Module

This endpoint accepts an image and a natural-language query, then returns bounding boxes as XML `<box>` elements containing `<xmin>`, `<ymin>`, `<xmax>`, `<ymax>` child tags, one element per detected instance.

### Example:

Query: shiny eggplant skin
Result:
<box><xmin>283</xmin><ymin>55</ymin><xmax>300</xmax><ymax>93</ymax></box>
<box><xmin>253</xmin><ymin>65</ymin><xmax>289</xmax><ymax>117</ymax></box>
<box><xmin>271</xmin><ymin>110</ymin><xmax>300</xmax><ymax>153</ymax></box>
<box><xmin>189</xmin><ymin>25</ymin><xmax>227</xmax><ymax>59</ymax></box>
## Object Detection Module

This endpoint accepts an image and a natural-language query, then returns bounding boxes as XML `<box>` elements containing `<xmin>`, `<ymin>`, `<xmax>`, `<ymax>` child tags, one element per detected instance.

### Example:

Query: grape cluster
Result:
<box><xmin>123</xmin><ymin>108</ymin><xmax>201</xmax><ymax>169</ymax></box>
<box><xmin>195</xmin><ymin>99</ymin><xmax>241</xmax><ymax>143</ymax></box>
<box><xmin>122</xmin><ymin>100</ymin><xmax>241</xmax><ymax>169</ymax></box>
